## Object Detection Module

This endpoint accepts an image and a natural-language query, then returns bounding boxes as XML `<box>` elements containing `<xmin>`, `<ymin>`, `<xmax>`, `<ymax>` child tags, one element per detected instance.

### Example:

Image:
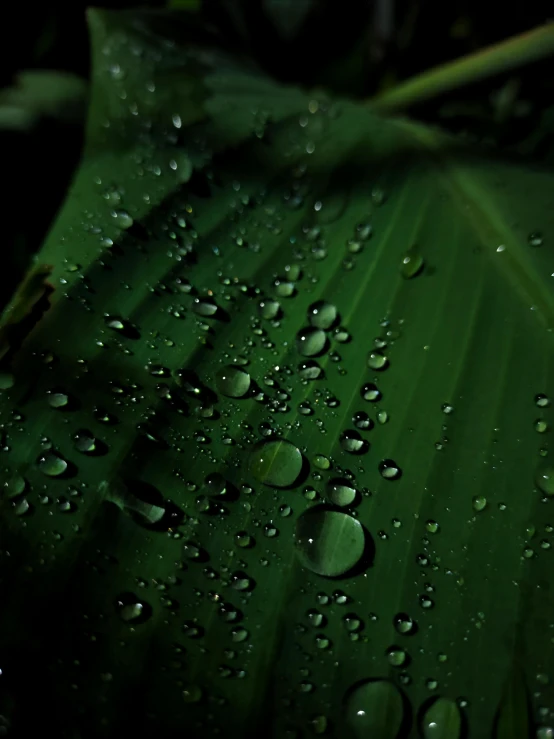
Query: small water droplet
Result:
<box><xmin>400</xmin><ymin>247</ymin><xmax>424</xmax><ymax>278</ymax></box>
<box><xmin>528</xmin><ymin>231</ymin><xmax>544</xmax><ymax>247</ymax></box>
<box><xmin>367</xmin><ymin>351</ymin><xmax>388</xmax><ymax>370</ymax></box>
<box><xmin>361</xmin><ymin>382</ymin><xmax>382</xmax><ymax>401</ymax></box>
<box><xmin>472</xmin><ymin>495</ymin><xmax>487</xmax><ymax>511</ymax></box>
<box><xmin>379</xmin><ymin>459</ymin><xmax>401</xmax><ymax>480</ymax></box>
<box><xmin>536</xmin><ymin>465</ymin><xmax>554</xmax><ymax>495</ymax></box>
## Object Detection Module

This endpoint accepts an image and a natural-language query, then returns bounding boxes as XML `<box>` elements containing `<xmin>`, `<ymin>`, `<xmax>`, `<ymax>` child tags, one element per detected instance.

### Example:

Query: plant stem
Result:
<box><xmin>370</xmin><ymin>22</ymin><xmax>554</xmax><ymax>113</ymax></box>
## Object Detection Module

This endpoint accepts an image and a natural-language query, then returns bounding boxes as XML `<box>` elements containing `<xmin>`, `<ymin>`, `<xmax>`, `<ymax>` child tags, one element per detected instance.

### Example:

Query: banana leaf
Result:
<box><xmin>0</xmin><ymin>8</ymin><xmax>553</xmax><ymax>739</ymax></box>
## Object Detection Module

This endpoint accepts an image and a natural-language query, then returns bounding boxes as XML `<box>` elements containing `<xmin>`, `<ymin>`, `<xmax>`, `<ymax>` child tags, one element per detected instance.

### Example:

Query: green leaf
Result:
<box><xmin>0</xmin><ymin>9</ymin><xmax>552</xmax><ymax>739</ymax></box>
<box><xmin>493</xmin><ymin>664</ymin><xmax>532</xmax><ymax>739</ymax></box>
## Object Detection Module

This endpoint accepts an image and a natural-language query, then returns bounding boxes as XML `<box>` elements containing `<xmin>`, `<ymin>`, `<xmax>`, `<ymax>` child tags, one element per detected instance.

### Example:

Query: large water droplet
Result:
<box><xmin>215</xmin><ymin>365</ymin><xmax>251</xmax><ymax>398</ymax></box>
<box><xmin>249</xmin><ymin>439</ymin><xmax>303</xmax><ymax>487</ymax></box>
<box><xmin>296</xmin><ymin>327</ymin><xmax>326</xmax><ymax>357</ymax></box>
<box><xmin>343</xmin><ymin>679</ymin><xmax>404</xmax><ymax>739</ymax></box>
<box><xmin>420</xmin><ymin>697</ymin><xmax>462</xmax><ymax>738</ymax></box>
<box><xmin>295</xmin><ymin>505</ymin><xmax>366</xmax><ymax>577</ymax></box>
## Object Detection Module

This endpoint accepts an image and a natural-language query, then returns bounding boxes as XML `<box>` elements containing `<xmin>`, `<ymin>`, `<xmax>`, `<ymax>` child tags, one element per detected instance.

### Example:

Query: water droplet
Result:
<box><xmin>249</xmin><ymin>439</ymin><xmax>303</xmax><ymax>487</ymax></box>
<box><xmin>536</xmin><ymin>393</ymin><xmax>550</xmax><ymax>408</ymax></box>
<box><xmin>0</xmin><ymin>372</ymin><xmax>14</xmax><ymax>390</ymax></box>
<box><xmin>182</xmin><ymin>684</ymin><xmax>203</xmax><ymax>703</ymax></box>
<box><xmin>296</xmin><ymin>327</ymin><xmax>326</xmax><ymax>357</ymax></box>
<box><xmin>308</xmin><ymin>300</ymin><xmax>338</xmax><ymax>330</ymax></box>
<box><xmin>343</xmin><ymin>679</ymin><xmax>404</xmax><ymax>739</ymax></box>
<box><xmin>73</xmin><ymin>429</ymin><xmax>97</xmax><ymax>453</ymax></box>
<box><xmin>420</xmin><ymin>696</ymin><xmax>462</xmax><ymax>738</ymax></box>
<box><xmin>361</xmin><ymin>382</ymin><xmax>382</xmax><ymax>401</ymax></box>
<box><xmin>379</xmin><ymin>459</ymin><xmax>401</xmax><ymax>480</ymax></box>
<box><xmin>258</xmin><ymin>299</ymin><xmax>280</xmax><ymax>320</ymax></box>
<box><xmin>326</xmin><ymin>479</ymin><xmax>357</xmax><ymax>507</ymax></box>
<box><xmin>117</xmin><ymin>593</ymin><xmax>151</xmax><ymax>623</ymax></box>
<box><xmin>394</xmin><ymin>613</ymin><xmax>415</xmax><ymax>634</ymax></box>
<box><xmin>535</xmin><ymin>419</ymin><xmax>549</xmax><ymax>433</ymax></box>
<box><xmin>367</xmin><ymin>351</ymin><xmax>388</xmax><ymax>370</ymax></box>
<box><xmin>353</xmin><ymin>411</ymin><xmax>373</xmax><ymax>430</ymax></box>
<box><xmin>425</xmin><ymin>520</ymin><xmax>439</xmax><ymax>534</ymax></box>
<box><xmin>37</xmin><ymin>451</ymin><xmax>68</xmax><ymax>477</ymax></box>
<box><xmin>536</xmin><ymin>465</ymin><xmax>554</xmax><ymax>495</ymax></box>
<box><xmin>340</xmin><ymin>430</ymin><xmax>366</xmax><ymax>454</ymax></box>
<box><xmin>313</xmin><ymin>454</ymin><xmax>331</xmax><ymax>470</ymax></box>
<box><xmin>193</xmin><ymin>295</ymin><xmax>218</xmax><ymax>317</ymax></box>
<box><xmin>295</xmin><ymin>505</ymin><xmax>366</xmax><ymax>577</ymax></box>
<box><xmin>111</xmin><ymin>209</ymin><xmax>134</xmax><ymax>229</ymax></box>
<box><xmin>400</xmin><ymin>247</ymin><xmax>424</xmax><ymax>278</ymax></box>
<box><xmin>298</xmin><ymin>360</ymin><xmax>323</xmax><ymax>380</ymax></box>
<box><xmin>4</xmin><ymin>473</ymin><xmax>26</xmax><ymax>498</ymax></box>
<box><xmin>377</xmin><ymin>410</ymin><xmax>388</xmax><ymax>425</ymax></box>
<box><xmin>528</xmin><ymin>231</ymin><xmax>544</xmax><ymax>247</ymax></box>
<box><xmin>472</xmin><ymin>495</ymin><xmax>487</xmax><ymax>511</ymax></box>
<box><xmin>215</xmin><ymin>365</ymin><xmax>251</xmax><ymax>398</ymax></box>
<box><xmin>47</xmin><ymin>390</ymin><xmax>69</xmax><ymax>408</ymax></box>
<box><xmin>203</xmin><ymin>473</ymin><xmax>227</xmax><ymax>497</ymax></box>
<box><xmin>387</xmin><ymin>646</ymin><xmax>408</xmax><ymax>666</ymax></box>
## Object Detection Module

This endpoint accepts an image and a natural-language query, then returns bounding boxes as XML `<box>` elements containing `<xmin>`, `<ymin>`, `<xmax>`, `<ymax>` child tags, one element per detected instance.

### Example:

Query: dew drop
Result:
<box><xmin>367</xmin><ymin>351</ymin><xmax>388</xmax><ymax>370</ymax></box>
<box><xmin>472</xmin><ymin>495</ymin><xmax>487</xmax><ymax>511</ymax></box>
<box><xmin>536</xmin><ymin>465</ymin><xmax>554</xmax><ymax>495</ymax></box>
<box><xmin>298</xmin><ymin>360</ymin><xmax>323</xmax><ymax>380</ymax></box>
<box><xmin>295</xmin><ymin>505</ymin><xmax>366</xmax><ymax>577</ymax></box>
<box><xmin>307</xmin><ymin>300</ymin><xmax>338</xmax><ymax>330</ymax></box>
<box><xmin>379</xmin><ymin>459</ymin><xmax>401</xmax><ymax>480</ymax></box>
<box><xmin>326</xmin><ymin>479</ymin><xmax>357</xmax><ymax>507</ymax></box>
<box><xmin>343</xmin><ymin>679</ymin><xmax>403</xmax><ymax>739</ymax></box>
<box><xmin>0</xmin><ymin>372</ymin><xmax>14</xmax><ymax>391</ymax></box>
<box><xmin>420</xmin><ymin>696</ymin><xmax>462</xmax><ymax>738</ymax></box>
<box><xmin>249</xmin><ymin>438</ymin><xmax>303</xmax><ymax>488</ymax></box>
<box><xmin>394</xmin><ymin>612</ymin><xmax>415</xmax><ymax>634</ymax></box>
<box><xmin>258</xmin><ymin>298</ymin><xmax>280</xmax><ymax>320</ymax></box>
<box><xmin>400</xmin><ymin>247</ymin><xmax>424</xmax><ymax>278</ymax></box>
<box><xmin>387</xmin><ymin>646</ymin><xmax>407</xmax><ymax>666</ymax></box>
<box><xmin>296</xmin><ymin>327</ymin><xmax>326</xmax><ymax>357</ymax></box>
<box><xmin>37</xmin><ymin>451</ymin><xmax>68</xmax><ymax>477</ymax></box>
<box><xmin>361</xmin><ymin>382</ymin><xmax>382</xmax><ymax>401</ymax></box>
<box><xmin>528</xmin><ymin>231</ymin><xmax>544</xmax><ymax>247</ymax></box>
<box><xmin>193</xmin><ymin>296</ymin><xmax>218</xmax><ymax>317</ymax></box>
<box><xmin>340</xmin><ymin>430</ymin><xmax>366</xmax><ymax>454</ymax></box>
<box><xmin>215</xmin><ymin>365</ymin><xmax>251</xmax><ymax>398</ymax></box>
